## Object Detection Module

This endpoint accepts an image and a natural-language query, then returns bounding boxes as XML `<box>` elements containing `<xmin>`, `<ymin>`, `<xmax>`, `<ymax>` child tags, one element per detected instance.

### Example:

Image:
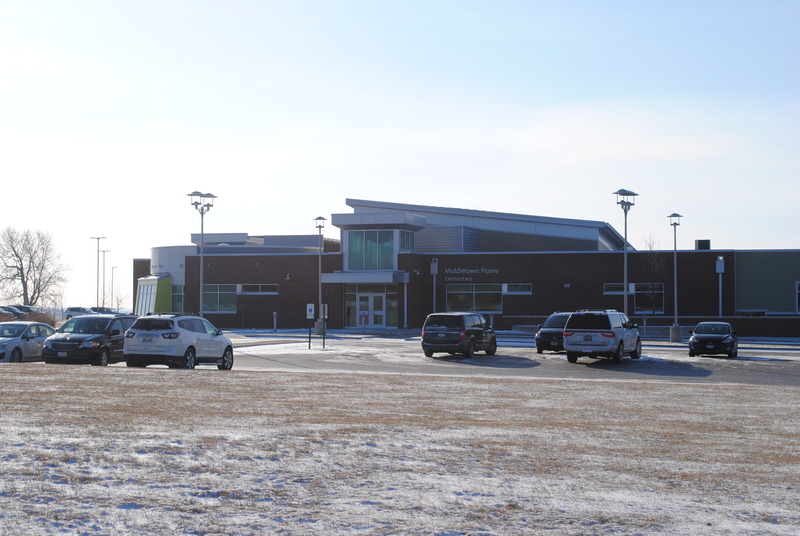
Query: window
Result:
<box><xmin>400</xmin><ymin>230</ymin><xmax>415</xmax><ymax>252</ymax></box>
<box><xmin>603</xmin><ymin>282</ymin><xmax>664</xmax><ymax>314</ymax></box>
<box><xmin>240</xmin><ymin>284</ymin><xmax>279</xmax><ymax>295</ymax></box>
<box><xmin>446</xmin><ymin>284</ymin><xmax>503</xmax><ymax>313</ymax></box>
<box><xmin>504</xmin><ymin>283</ymin><xmax>532</xmax><ymax>295</ymax></box>
<box><xmin>203</xmin><ymin>284</ymin><xmax>237</xmax><ymax>313</ymax></box>
<box><xmin>171</xmin><ymin>285</ymin><xmax>184</xmax><ymax>313</ymax></box>
<box><xmin>348</xmin><ymin>230</ymin><xmax>395</xmax><ymax>271</ymax></box>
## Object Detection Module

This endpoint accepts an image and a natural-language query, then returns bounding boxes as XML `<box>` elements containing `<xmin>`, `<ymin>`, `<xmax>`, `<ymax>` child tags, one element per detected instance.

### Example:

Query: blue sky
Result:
<box><xmin>2</xmin><ymin>1</ymin><xmax>798</xmax><ymax>308</ymax></box>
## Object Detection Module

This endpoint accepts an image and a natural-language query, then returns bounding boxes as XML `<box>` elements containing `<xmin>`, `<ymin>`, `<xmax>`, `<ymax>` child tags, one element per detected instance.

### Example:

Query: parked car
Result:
<box><xmin>563</xmin><ymin>309</ymin><xmax>641</xmax><ymax>363</ymax></box>
<box><xmin>0</xmin><ymin>305</ymin><xmax>25</xmax><ymax>318</ymax></box>
<box><xmin>421</xmin><ymin>312</ymin><xmax>497</xmax><ymax>358</ymax></box>
<box><xmin>64</xmin><ymin>307</ymin><xmax>94</xmax><ymax>320</ymax></box>
<box><xmin>12</xmin><ymin>305</ymin><xmax>40</xmax><ymax>314</ymax></box>
<box><xmin>535</xmin><ymin>312</ymin><xmax>572</xmax><ymax>353</ymax></box>
<box><xmin>688</xmin><ymin>322</ymin><xmax>738</xmax><ymax>358</ymax></box>
<box><xmin>43</xmin><ymin>314</ymin><xmax>137</xmax><ymax>366</ymax></box>
<box><xmin>124</xmin><ymin>314</ymin><xmax>234</xmax><ymax>370</ymax></box>
<box><xmin>0</xmin><ymin>321</ymin><xmax>56</xmax><ymax>362</ymax></box>
<box><xmin>90</xmin><ymin>307</ymin><xmax>115</xmax><ymax>314</ymax></box>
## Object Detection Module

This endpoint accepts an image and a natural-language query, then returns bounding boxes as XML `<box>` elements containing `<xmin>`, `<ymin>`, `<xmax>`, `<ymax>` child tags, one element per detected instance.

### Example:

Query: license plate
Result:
<box><xmin>583</xmin><ymin>335</ymin><xmax>592</xmax><ymax>342</ymax></box>
<box><xmin>707</xmin><ymin>344</ymin><xmax>715</xmax><ymax>349</ymax></box>
<box><xmin>141</xmin><ymin>335</ymin><xmax>155</xmax><ymax>343</ymax></box>
<box><xmin>58</xmin><ymin>352</ymin><xmax>67</xmax><ymax>357</ymax></box>
<box><xmin>437</xmin><ymin>333</ymin><xmax>446</xmax><ymax>338</ymax></box>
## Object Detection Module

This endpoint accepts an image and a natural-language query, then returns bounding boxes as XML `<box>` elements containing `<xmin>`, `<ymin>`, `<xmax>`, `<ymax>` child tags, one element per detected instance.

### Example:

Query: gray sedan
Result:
<box><xmin>0</xmin><ymin>321</ymin><xmax>56</xmax><ymax>362</ymax></box>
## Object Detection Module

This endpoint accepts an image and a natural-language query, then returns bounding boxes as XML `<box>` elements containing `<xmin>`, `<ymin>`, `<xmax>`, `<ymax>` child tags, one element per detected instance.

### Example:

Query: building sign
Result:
<box><xmin>443</xmin><ymin>267</ymin><xmax>500</xmax><ymax>282</ymax></box>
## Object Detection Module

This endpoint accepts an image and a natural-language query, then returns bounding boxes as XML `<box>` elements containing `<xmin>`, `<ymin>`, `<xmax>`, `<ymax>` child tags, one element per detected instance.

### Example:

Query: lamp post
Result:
<box><xmin>613</xmin><ymin>189</ymin><xmax>638</xmax><ymax>315</ymax></box>
<box><xmin>100</xmin><ymin>250</ymin><xmax>110</xmax><ymax>308</ymax></box>
<box><xmin>188</xmin><ymin>192</ymin><xmax>216</xmax><ymax>317</ymax></box>
<box><xmin>111</xmin><ymin>266</ymin><xmax>118</xmax><ymax>313</ymax></box>
<box><xmin>314</xmin><ymin>216</ymin><xmax>327</xmax><ymax>334</ymax></box>
<box><xmin>90</xmin><ymin>236</ymin><xmax>106</xmax><ymax>309</ymax></box>
<box><xmin>668</xmin><ymin>213</ymin><xmax>683</xmax><ymax>342</ymax></box>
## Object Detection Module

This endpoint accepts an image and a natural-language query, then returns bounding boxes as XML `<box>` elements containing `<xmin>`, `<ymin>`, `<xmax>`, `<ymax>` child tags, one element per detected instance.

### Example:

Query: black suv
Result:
<box><xmin>421</xmin><ymin>312</ymin><xmax>497</xmax><ymax>358</ymax></box>
<box><xmin>43</xmin><ymin>314</ymin><xmax>137</xmax><ymax>366</ymax></box>
<box><xmin>535</xmin><ymin>312</ymin><xmax>572</xmax><ymax>353</ymax></box>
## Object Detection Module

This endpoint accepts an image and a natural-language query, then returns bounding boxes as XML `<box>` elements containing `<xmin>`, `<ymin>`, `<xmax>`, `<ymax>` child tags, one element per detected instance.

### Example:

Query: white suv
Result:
<box><xmin>124</xmin><ymin>314</ymin><xmax>234</xmax><ymax>370</ymax></box>
<box><xmin>563</xmin><ymin>309</ymin><xmax>641</xmax><ymax>363</ymax></box>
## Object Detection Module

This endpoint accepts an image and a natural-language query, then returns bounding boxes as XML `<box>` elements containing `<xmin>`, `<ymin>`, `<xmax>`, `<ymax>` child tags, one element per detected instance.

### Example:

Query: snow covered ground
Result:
<box><xmin>1</xmin><ymin>338</ymin><xmax>799</xmax><ymax>535</ymax></box>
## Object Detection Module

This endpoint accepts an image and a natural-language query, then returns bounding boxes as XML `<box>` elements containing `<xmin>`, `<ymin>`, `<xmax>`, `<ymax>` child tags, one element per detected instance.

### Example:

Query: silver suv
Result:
<box><xmin>563</xmin><ymin>309</ymin><xmax>641</xmax><ymax>363</ymax></box>
<box><xmin>123</xmin><ymin>314</ymin><xmax>234</xmax><ymax>370</ymax></box>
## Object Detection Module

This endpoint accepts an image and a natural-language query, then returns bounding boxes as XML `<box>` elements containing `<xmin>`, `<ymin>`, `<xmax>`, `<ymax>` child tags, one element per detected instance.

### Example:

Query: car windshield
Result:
<box><xmin>0</xmin><ymin>324</ymin><xmax>25</xmax><ymax>337</ymax></box>
<box><xmin>425</xmin><ymin>315</ymin><xmax>461</xmax><ymax>329</ymax></box>
<box><xmin>694</xmin><ymin>323</ymin><xmax>731</xmax><ymax>335</ymax></box>
<box><xmin>543</xmin><ymin>314</ymin><xmax>569</xmax><ymax>328</ymax></box>
<box><xmin>60</xmin><ymin>317</ymin><xmax>109</xmax><ymax>334</ymax></box>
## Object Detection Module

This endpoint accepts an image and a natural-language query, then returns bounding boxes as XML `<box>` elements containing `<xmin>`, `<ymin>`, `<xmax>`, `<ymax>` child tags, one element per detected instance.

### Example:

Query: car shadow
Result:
<box><xmin>579</xmin><ymin>355</ymin><xmax>713</xmax><ymax>378</ymax></box>
<box><xmin>430</xmin><ymin>352</ymin><xmax>539</xmax><ymax>369</ymax></box>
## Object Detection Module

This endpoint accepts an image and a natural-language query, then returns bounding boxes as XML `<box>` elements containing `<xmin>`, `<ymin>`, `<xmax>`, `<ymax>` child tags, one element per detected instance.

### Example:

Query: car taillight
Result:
<box><xmin>125</xmin><ymin>331</ymin><xmax>135</xmax><ymax>338</ymax></box>
<box><xmin>600</xmin><ymin>331</ymin><xmax>615</xmax><ymax>338</ymax></box>
<box><xmin>460</xmin><ymin>329</ymin><xmax>466</xmax><ymax>340</ymax></box>
<box><xmin>563</xmin><ymin>331</ymin><xmax>574</xmax><ymax>337</ymax></box>
<box><xmin>161</xmin><ymin>332</ymin><xmax>180</xmax><ymax>339</ymax></box>
<box><xmin>421</xmin><ymin>328</ymin><xmax>425</xmax><ymax>338</ymax></box>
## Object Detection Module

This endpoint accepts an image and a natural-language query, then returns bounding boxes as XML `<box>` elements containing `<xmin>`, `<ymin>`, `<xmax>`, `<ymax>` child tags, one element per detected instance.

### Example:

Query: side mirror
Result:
<box><xmin>111</xmin><ymin>329</ymin><xmax>121</xmax><ymax>336</ymax></box>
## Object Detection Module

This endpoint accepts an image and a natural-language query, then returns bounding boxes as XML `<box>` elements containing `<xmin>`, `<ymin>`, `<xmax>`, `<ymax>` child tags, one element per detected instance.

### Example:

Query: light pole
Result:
<box><xmin>111</xmin><ymin>266</ymin><xmax>118</xmax><ymax>312</ymax></box>
<box><xmin>188</xmin><ymin>192</ymin><xmax>217</xmax><ymax>317</ymax></box>
<box><xmin>314</xmin><ymin>216</ymin><xmax>327</xmax><ymax>334</ymax></box>
<box><xmin>613</xmin><ymin>189</ymin><xmax>638</xmax><ymax>316</ymax></box>
<box><xmin>90</xmin><ymin>237</ymin><xmax>106</xmax><ymax>309</ymax></box>
<box><xmin>668</xmin><ymin>213</ymin><xmax>683</xmax><ymax>342</ymax></box>
<box><xmin>101</xmin><ymin>250</ymin><xmax>110</xmax><ymax>308</ymax></box>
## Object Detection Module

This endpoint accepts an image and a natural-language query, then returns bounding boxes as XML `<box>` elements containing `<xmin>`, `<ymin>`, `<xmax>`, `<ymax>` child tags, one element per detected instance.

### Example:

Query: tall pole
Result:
<box><xmin>189</xmin><ymin>192</ymin><xmax>216</xmax><ymax>317</ymax></box>
<box><xmin>613</xmin><ymin>190</ymin><xmax>637</xmax><ymax>316</ymax></box>
<box><xmin>669</xmin><ymin>213</ymin><xmax>682</xmax><ymax>342</ymax></box>
<box><xmin>314</xmin><ymin>216</ymin><xmax>327</xmax><ymax>334</ymax></box>
<box><xmin>90</xmin><ymin>237</ymin><xmax>106</xmax><ymax>309</ymax></box>
<box><xmin>101</xmin><ymin>250</ymin><xmax>110</xmax><ymax>308</ymax></box>
<box><xmin>111</xmin><ymin>266</ymin><xmax>117</xmax><ymax>312</ymax></box>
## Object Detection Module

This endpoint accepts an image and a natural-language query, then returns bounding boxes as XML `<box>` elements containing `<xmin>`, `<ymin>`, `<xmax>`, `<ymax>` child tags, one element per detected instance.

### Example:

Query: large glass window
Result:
<box><xmin>446</xmin><ymin>284</ymin><xmax>503</xmax><ymax>313</ymax></box>
<box><xmin>603</xmin><ymin>282</ymin><xmax>664</xmax><ymax>314</ymax></box>
<box><xmin>203</xmin><ymin>284</ymin><xmax>237</xmax><ymax>313</ymax></box>
<box><xmin>171</xmin><ymin>285</ymin><xmax>184</xmax><ymax>313</ymax></box>
<box><xmin>240</xmin><ymin>284</ymin><xmax>279</xmax><ymax>294</ymax></box>
<box><xmin>348</xmin><ymin>230</ymin><xmax>395</xmax><ymax>271</ymax></box>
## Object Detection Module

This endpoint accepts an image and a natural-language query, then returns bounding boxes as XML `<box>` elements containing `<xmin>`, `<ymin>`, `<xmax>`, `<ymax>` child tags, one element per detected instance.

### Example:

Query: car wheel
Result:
<box><xmin>218</xmin><ymin>347</ymin><xmax>234</xmax><ymax>370</ymax></box>
<box><xmin>11</xmin><ymin>348</ymin><xmax>23</xmax><ymax>363</ymax></box>
<box><xmin>485</xmin><ymin>337</ymin><xmax>497</xmax><ymax>356</ymax></box>
<box><xmin>688</xmin><ymin>351</ymin><xmax>695</xmax><ymax>357</ymax></box>
<box><xmin>424</xmin><ymin>348</ymin><xmax>434</xmax><ymax>358</ymax></box>
<box><xmin>612</xmin><ymin>343</ymin><xmax>624</xmax><ymax>364</ymax></box>
<box><xmin>631</xmin><ymin>338</ymin><xmax>642</xmax><ymax>359</ymax></box>
<box><xmin>566</xmin><ymin>352</ymin><xmax>578</xmax><ymax>363</ymax></box>
<box><xmin>93</xmin><ymin>348</ymin><xmax>110</xmax><ymax>367</ymax></box>
<box><xmin>536</xmin><ymin>347</ymin><xmax>543</xmax><ymax>354</ymax></box>
<box><xmin>184</xmin><ymin>347</ymin><xmax>196</xmax><ymax>369</ymax></box>
<box><xmin>464</xmin><ymin>340</ymin><xmax>475</xmax><ymax>358</ymax></box>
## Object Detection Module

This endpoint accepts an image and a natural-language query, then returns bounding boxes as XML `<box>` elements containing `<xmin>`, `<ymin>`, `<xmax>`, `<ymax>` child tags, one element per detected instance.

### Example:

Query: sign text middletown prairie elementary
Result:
<box><xmin>444</xmin><ymin>267</ymin><xmax>500</xmax><ymax>282</ymax></box>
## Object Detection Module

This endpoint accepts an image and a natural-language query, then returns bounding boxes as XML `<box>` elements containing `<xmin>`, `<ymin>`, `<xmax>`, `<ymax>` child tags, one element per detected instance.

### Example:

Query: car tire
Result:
<box><xmin>630</xmin><ymin>338</ymin><xmax>642</xmax><ymax>359</ymax></box>
<box><xmin>424</xmin><ymin>348</ymin><xmax>434</xmax><ymax>358</ymax></box>
<box><xmin>184</xmin><ymin>347</ymin><xmax>196</xmax><ymax>369</ymax></box>
<box><xmin>11</xmin><ymin>348</ymin><xmax>23</xmax><ymax>363</ymax></box>
<box><xmin>93</xmin><ymin>348</ymin><xmax>110</xmax><ymax>367</ymax></box>
<box><xmin>218</xmin><ymin>347</ymin><xmax>234</xmax><ymax>370</ymax></box>
<box><xmin>485</xmin><ymin>337</ymin><xmax>497</xmax><ymax>356</ymax></box>
<box><xmin>566</xmin><ymin>352</ymin><xmax>578</xmax><ymax>363</ymax></box>
<box><xmin>612</xmin><ymin>343</ymin><xmax>624</xmax><ymax>364</ymax></box>
<box><xmin>536</xmin><ymin>347</ymin><xmax>543</xmax><ymax>354</ymax></box>
<box><xmin>464</xmin><ymin>340</ymin><xmax>475</xmax><ymax>358</ymax></box>
<box><xmin>689</xmin><ymin>351</ymin><xmax>695</xmax><ymax>357</ymax></box>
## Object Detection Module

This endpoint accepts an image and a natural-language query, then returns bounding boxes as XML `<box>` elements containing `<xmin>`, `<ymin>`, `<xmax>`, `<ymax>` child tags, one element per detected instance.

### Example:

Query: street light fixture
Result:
<box><xmin>188</xmin><ymin>192</ymin><xmax>217</xmax><ymax>317</ymax></box>
<box><xmin>613</xmin><ymin>189</ymin><xmax>638</xmax><ymax>315</ymax></box>
<box><xmin>90</xmin><ymin>236</ymin><xmax>106</xmax><ymax>309</ymax></box>
<box><xmin>668</xmin><ymin>213</ymin><xmax>683</xmax><ymax>342</ymax></box>
<box><xmin>314</xmin><ymin>216</ymin><xmax>327</xmax><ymax>335</ymax></box>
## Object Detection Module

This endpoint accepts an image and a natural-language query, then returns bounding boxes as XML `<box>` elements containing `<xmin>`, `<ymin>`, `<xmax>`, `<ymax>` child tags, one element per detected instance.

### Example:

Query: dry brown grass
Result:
<box><xmin>1</xmin><ymin>365</ymin><xmax>799</xmax><ymax>535</ymax></box>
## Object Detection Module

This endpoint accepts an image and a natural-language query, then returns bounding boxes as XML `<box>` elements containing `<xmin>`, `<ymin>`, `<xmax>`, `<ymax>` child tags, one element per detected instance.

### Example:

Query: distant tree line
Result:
<box><xmin>0</xmin><ymin>228</ymin><xmax>66</xmax><ymax>307</ymax></box>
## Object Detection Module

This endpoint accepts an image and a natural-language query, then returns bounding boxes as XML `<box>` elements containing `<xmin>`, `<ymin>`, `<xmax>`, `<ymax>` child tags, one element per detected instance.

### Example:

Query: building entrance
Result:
<box><xmin>357</xmin><ymin>293</ymin><xmax>385</xmax><ymax>329</ymax></box>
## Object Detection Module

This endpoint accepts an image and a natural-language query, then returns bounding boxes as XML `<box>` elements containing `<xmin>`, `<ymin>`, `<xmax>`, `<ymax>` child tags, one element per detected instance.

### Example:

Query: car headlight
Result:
<box><xmin>722</xmin><ymin>335</ymin><xmax>733</xmax><ymax>344</ymax></box>
<box><xmin>79</xmin><ymin>340</ymin><xmax>100</xmax><ymax>349</ymax></box>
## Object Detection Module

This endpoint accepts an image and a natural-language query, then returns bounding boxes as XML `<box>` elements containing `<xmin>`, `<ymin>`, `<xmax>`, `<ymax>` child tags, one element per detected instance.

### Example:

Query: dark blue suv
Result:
<box><xmin>421</xmin><ymin>312</ymin><xmax>497</xmax><ymax>358</ymax></box>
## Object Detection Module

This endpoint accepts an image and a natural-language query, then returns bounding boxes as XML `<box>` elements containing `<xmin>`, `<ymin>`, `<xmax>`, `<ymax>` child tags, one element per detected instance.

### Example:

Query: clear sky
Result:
<box><xmin>2</xmin><ymin>1</ymin><xmax>798</xmax><ymax>309</ymax></box>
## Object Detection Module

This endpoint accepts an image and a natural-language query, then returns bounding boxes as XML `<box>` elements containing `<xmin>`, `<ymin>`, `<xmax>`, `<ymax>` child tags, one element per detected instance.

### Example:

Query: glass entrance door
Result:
<box><xmin>357</xmin><ymin>294</ymin><xmax>385</xmax><ymax>328</ymax></box>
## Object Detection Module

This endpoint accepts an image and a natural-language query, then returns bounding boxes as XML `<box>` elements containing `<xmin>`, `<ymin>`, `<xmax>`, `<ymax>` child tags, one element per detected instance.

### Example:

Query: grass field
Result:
<box><xmin>1</xmin><ymin>365</ymin><xmax>798</xmax><ymax>535</ymax></box>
